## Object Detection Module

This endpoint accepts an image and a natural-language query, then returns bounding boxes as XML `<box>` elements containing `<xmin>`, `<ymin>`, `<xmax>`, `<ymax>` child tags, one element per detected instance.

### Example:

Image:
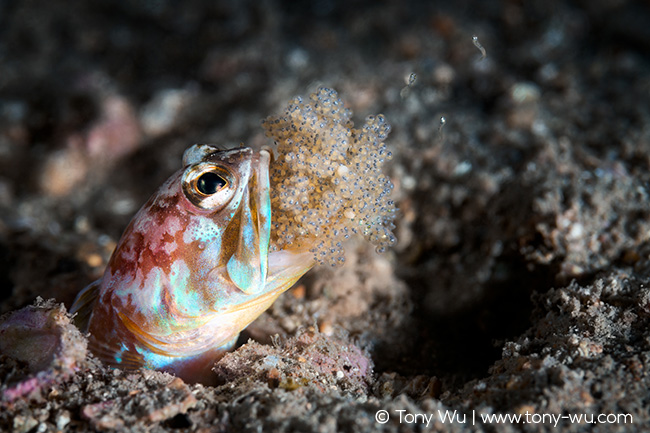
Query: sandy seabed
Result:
<box><xmin>1</xmin><ymin>1</ymin><xmax>650</xmax><ymax>431</ymax></box>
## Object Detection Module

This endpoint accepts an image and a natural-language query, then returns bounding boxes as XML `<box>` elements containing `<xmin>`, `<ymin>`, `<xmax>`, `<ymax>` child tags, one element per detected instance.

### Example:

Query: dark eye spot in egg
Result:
<box><xmin>197</xmin><ymin>172</ymin><xmax>227</xmax><ymax>195</ymax></box>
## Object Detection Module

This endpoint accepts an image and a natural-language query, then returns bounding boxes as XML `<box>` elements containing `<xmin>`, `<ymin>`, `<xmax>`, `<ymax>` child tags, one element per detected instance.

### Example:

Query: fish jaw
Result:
<box><xmin>226</xmin><ymin>149</ymin><xmax>271</xmax><ymax>294</ymax></box>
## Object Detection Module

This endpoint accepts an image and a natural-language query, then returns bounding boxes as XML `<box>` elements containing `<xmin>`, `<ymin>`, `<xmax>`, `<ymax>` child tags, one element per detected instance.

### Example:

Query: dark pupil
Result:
<box><xmin>197</xmin><ymin>172</ymin><xmax>226</xmax><ymax>195</ymax></box>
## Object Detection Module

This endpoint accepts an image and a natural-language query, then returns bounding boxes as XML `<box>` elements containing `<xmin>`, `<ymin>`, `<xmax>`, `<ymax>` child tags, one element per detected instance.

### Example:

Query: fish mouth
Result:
<box><xmin>224</xmin><ymin>148</ymin><xmax>271</xmax><ymax>295</ymax></box>
<box><xmin>117</xmin><ymin>246</ymin><xmax>314</xmax><ymax>359</ymax></box>
<box><xmin>117</xmin><ymin>268</ymin><xmax>300</xmax><ymax>358</ymax></box>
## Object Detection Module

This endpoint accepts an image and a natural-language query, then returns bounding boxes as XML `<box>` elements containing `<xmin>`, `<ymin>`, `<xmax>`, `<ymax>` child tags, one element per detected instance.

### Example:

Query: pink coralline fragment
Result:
<box><xmin>40</xmin><ymin>94</ymin><xmax>142</xmax><ymax>196</ymax></box>
<box><xmin>0</xmin><ymin>298</ymin><xmax>87</xmax><ymax>403</ymax></box>
<box><xmin>293</xmin><ymin>330</ymin><xmax>371</xmax><ymax>378</ymax></box>
<box><xmin>82</xmin><ymin>400</ymin><xmax>124</xmax><ymax>430</ymax></box>
<box><xmin>1</xmin><ymin>378</ymin><xmax>41</xmax><ymax>402</ymax></box>
<box><xmin>85</xmin><ymin>95</ymin><xmax>142</xmax><ymax>160</ymax></box>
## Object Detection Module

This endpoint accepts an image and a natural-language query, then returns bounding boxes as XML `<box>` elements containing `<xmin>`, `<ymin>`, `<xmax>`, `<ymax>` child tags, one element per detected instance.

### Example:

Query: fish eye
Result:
<box><xmin>182</xmin><ymin>163</ymin><xmax>236</xmax><ymax>210</ymax></box>
<box><xmin>197</xmin><ymin>172</ymin><xmax>227</xmax><ymax>195</ymax></box>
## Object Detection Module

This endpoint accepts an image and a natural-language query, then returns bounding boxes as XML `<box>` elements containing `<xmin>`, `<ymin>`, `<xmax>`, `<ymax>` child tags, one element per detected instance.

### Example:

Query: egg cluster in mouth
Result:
<box><xmin>263</xmin><ymin>87</ymin><xmax>396</xmax><ymax>266</ymax></box>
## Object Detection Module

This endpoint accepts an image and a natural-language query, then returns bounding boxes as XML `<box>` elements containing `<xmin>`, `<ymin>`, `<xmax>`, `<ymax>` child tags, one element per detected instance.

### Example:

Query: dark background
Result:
<box><xmin>2</xmin><ymin>1</ymin><xmax>650</xmax><ymax>431</ymax></box>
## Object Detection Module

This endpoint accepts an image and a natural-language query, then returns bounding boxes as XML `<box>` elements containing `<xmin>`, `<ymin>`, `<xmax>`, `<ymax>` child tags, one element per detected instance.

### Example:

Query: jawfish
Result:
<box><xmin>71</xmin><ymin>144</ymin><xmax>314</xmax><ymax>384</ymax></box>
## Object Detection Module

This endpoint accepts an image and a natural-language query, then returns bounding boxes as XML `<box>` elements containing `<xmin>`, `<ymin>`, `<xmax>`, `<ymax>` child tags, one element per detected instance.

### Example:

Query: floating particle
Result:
<box><xmin>400</xmin><ymin>72</ymin><xmax>418</xmax><ymax>99</ymax></box>
<box><xmin>439</xmin><ymin>116</ymin><xmax>447</xmax><ymax>132</ymax></box>
<box><xmin>406</xmin><ymin>73</ymin><xmax>417</xmax><ymax>86</ymax></box>
<box><xmin>472</xmin><ymin>35</ymin><xmax>487</xmax><ymax>60</ymax></box>
<box><xmin>438</xmin><ymin>116</ymin><xmax>447</xmax><ymax>142</ymax></box>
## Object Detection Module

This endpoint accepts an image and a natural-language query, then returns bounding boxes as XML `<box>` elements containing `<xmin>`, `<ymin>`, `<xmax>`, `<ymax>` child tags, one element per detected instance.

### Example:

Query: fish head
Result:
<box><xmin>103</xmin><ymin>144</ymin><xmax>272</xmax><ymax>327</ymax></box>
<box><xmin>76</xmin><ymin>144</ymin><xmax>314</xmax><ymax>381</ymax></box>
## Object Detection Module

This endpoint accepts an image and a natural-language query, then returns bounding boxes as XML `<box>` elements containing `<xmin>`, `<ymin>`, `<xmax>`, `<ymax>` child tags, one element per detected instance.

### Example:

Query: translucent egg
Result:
<box><xmin>262</xmin><ymin>88</ymin><xmax>397</xmax><ymax>265</ymax></box>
